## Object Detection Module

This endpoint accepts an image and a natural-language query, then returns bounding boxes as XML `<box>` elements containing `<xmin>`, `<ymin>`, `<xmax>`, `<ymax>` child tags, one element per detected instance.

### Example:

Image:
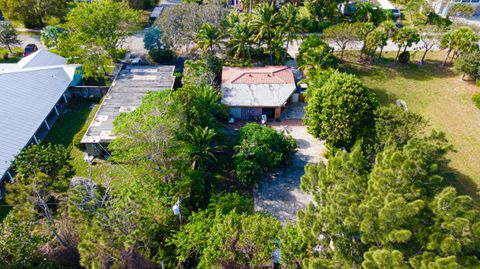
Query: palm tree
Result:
<box><xmin>193</xmin><ymin>85</ymin><xmax>227</xmax><ymax>129</ymax></box>
<box><xmin>224</xmin><ymin>10</ymin><xmax>240</xmax><ymax>30</ymax></box>
<box><xmin>227</xmin><ymin>22</ymin><xmax>254</xmax><ymax>65</ymax></box>
<box><xmin>251</xmin><ymin>3</ymin><xmax>280</xmax><ymax>64</ymax></box>
<box><xmin>196</xmin><ymin>22</ymin><xmax>221</xmax><ymax>54</ymax></box>
<box><xmin>186</xmin><ymin>126</ymin><xmax>219</xmax><ymax>171</ymax></box>
<box><xmin>279</xmin><ymin>3</ymin><xmax>303</xmax><ymax>61</ymax></box>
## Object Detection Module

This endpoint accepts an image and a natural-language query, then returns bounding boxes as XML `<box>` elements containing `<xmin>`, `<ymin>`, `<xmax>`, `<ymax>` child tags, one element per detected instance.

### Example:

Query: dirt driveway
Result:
<box><xmin>254</xmin><ymin>120</ymin><xmax>326</xmax><ymax>223</ymax></box>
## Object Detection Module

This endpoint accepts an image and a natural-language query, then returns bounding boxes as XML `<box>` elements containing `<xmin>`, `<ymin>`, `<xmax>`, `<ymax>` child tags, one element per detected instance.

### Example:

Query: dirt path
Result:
<box><xmin>254</xmin><ymin>122</ymin><xmax>326</xmax><ymax>223</ymax></box>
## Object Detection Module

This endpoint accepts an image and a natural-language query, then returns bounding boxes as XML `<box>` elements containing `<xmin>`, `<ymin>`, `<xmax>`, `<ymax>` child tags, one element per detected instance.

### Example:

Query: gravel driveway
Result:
<box><xmin>254</xmin><ymin>120</ymin><xmax>326</xmax><ymax>223</ymax></box>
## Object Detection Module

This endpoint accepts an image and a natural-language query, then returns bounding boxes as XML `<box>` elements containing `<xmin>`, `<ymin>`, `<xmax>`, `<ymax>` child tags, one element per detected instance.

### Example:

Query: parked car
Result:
<box><xmin>23</xmin><ymin>44</ymin><xmax>38</xmax><ymax>57</ymax></box>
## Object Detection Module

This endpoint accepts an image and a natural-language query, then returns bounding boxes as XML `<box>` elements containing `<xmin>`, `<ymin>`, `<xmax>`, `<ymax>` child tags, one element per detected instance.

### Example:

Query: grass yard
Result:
<box><xmin>0</xmin><ymin>48</ymin><xmax>23</xmax><ymax>63</ymax></box>
<box><xmin>44</xmin><ymin>100</ymin><xmax>114</xmax><ymax>179</ymax></box>
<box><xmin>343</xmin><ymin>51</ymin><xmax>480</xmax><ymax>201</ymax></box>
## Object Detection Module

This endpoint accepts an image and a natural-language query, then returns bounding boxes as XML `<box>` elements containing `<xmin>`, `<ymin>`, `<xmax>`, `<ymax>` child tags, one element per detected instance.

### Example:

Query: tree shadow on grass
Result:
<box><xmin>443</xmin><ymin>167</ymin><xmax>480</xmax><ymax>205</ymax></box>
<box><xmin>369</xmin><ymin>86</ymin><xmax>400</xmax><ymax>106</ymax></box>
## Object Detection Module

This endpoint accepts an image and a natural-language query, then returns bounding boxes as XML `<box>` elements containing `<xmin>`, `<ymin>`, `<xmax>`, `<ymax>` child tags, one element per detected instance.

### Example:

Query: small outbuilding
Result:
<box><xmin>81</xmin><ymin>65</ymin><xmax>175</xmax><ymax>157</ymax></box>
<box><xmin>221</xmin><ymin>66</ymin><xmax>297</xmax><ymax>121</ymax></box>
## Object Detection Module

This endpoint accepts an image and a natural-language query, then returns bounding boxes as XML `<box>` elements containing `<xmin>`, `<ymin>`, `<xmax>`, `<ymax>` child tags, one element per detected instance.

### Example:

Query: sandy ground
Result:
<box><xmin>254</xmin><ymin>117</ymin><xmax>327</xmax><ymax>223</ymax></box>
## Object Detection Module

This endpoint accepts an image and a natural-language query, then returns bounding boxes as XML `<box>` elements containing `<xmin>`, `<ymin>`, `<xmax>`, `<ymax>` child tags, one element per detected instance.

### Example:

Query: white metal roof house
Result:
<box><xmin>0</xmin><ymin>50</ymin><xmax>81</xmax><ymax>184</ymax></box>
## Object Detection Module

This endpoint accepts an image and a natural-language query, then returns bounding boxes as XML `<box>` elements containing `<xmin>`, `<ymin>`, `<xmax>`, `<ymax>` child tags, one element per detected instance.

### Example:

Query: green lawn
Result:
<box><xmin>0</xmin><ymin>48</ymin><xmax>23</xmax><ymax>63</ymax></box>
<box><xmin>343</xmin><ymin>51</ymin><xmax>480</xmax><ymax>201</ymax></box>
<box><xmin>43</xmin><ymin>100</ymin><xmax>113</xmax><ymax>179</ymax></box>
<box><xmin>44</xmin><ymin>101</ymin><xmax>97</xmax><ymax>146</ymax></box>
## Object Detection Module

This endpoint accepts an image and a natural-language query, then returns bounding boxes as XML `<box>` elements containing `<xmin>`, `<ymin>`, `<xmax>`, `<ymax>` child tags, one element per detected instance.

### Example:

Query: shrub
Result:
<box><xmin>305</xmin><ymin>70</ymin><xmax>378</xmax><ymax>148</ymax></box>
<box><xmin>454</xmin><ymin>51</ymin><xmax>480</xmax><ymax>80</ymax></box>
<box><xmin>148</xmin><ymin>49</ymin><xmax>175</xmax><ymax>63</ymax></box>
<box><xmin>473</xmin><ymin>93</ymin><xmax>480</xmax><ymax>109</ymax></box>
<box><xmin>234</xmin><ymin>123</ymin><xmax>296</xmax><ymax>185</ymax></box>
<box><xmin>398</xmin><ymin>51</ymin><xmax>410</xmax><ymax>64</ymax></box>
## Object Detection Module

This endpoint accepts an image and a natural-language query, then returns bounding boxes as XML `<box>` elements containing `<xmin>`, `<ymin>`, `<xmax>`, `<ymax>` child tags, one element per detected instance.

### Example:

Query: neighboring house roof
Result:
<box><xmin>81</xmin><ymin>65</ymin><xmax>175</xmax><ymax>144</ymax></box>
<box><xmin>0</xmin><ymin>50</ymin><xmax>78</xmax><ymax>180</ymax></box>
<box><xmin>17</xmin><ymin>49</ymin><xmax>67</xmax><ymax>69</ymax></box>
<box><xmin>221</xmin><ymin>66</ymin><xmax>296</xmax><ymax>107</ymax></box>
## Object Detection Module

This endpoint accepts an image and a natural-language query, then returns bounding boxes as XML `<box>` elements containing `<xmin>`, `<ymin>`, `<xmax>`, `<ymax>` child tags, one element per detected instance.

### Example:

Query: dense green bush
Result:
<box><xmin>398</xmin><ymin>51</ymin><xmax>410</xmax><ymax>64</ymax></box>
<box><xmin>12</xmin><ymin>143</ymin><xmax>73</xmax><ymax>182</ymax></box>
<box><xmin>234</xmin><ymin>123</ymin><xmax>296</xmax><ymax>185</ymax></box>
<box><xmin>305</xmin><ymin>70</ymin><xmax>378</xmax><ymax>149</ymax></box>
<box><xmin>473</xmin><ymin>93</ymin><xmax>480</xmax><ymax>109</ymax></box>
<box><xmin>148</xmin><ymin>48</ymin><xmax>175</xmax><ymax>63</ymax></box>
<box><xmin>454</xmin><ymin>51</ymin><xmax>480</xmax><ymax>81</ymax></box>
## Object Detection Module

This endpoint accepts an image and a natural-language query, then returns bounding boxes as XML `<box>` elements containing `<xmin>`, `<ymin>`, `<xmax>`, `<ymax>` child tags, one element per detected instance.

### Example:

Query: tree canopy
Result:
<box><xmin>305</xmin><ymin>70</ymin><xmax>378</xmax><ymax>148</ymax></box>
<box><xmin>57</xmin><ymin>0</ymin><xmax>140</xmax><ymax>78</ymax></box>
<box><xmin>0</xmin><ymin>0</ymin><xmax>67</xmax><ymax>28</ymax></box>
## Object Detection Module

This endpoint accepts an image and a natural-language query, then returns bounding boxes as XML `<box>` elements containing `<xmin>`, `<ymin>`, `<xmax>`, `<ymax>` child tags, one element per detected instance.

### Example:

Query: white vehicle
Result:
<box><xmin>377</xmin><ymin>0</ymin><xmax>401</xmax><ymax>17</ymax></box>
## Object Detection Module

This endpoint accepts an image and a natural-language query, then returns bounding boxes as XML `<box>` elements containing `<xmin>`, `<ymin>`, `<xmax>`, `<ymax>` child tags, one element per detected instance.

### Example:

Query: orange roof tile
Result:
<box><xmin>221</xmin><ymin>66</ymin><xmax>295</xmax><ymax>85</ymax></box>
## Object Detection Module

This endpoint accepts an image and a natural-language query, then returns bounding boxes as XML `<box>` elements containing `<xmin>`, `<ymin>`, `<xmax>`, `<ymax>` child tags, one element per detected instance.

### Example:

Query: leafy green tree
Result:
<box><xmin>454</xmin><ymin>50</ymin><xmax>480</xmax><ymax>81</ymax></box>
<box><xmin>0</xmin><ymin>213</ymin><xmax>52</xmax><ymax>268</ymax></box>
<box><xmin>234</xmin><ymin>123</ymin><xmax>296</xmax><ymax>185</ymax></box>
<box><xmin>144</xmin><ymin>26</ymin><xmax>174</xmax><ymax>63</ymax></box>
<box><xmin>57</xmin><ymin>0</ymin><xmax>140</xmax><ymax>78</ymax></box>
<box><xmin>0</xmin><ymin>21</ymin><xmax>19</xmax><ymax>53</ymax></box>
<box><xmin>365</xmin><ymin>28</ymin><xmax>388</xmax><ymax>62</ymax></box>
<box><xmin>0</xmin><ymin>0</ymin><xmax>67</xmax><ymax>28</ymax></box>
<box><xmin>279</xmin><ymin>3</ymin><xmax>304</xmax><ymax>61</ymax></box>
<box><xmin>374</xmin><ymin>105</ymin><xmax>427</xmax><ymax>150</ymax></box>
<box><xmin>6</xmin><ymin>173</ymin><xmax>69</xmax><ymax>247</ymax></box>
<box><xmin>69</xmin><ymin>176</ymin><xmax>175</xmax><ymax>268</ymax></box>
<box><xmin>353</xmin><ymin>2</ymin><xmax>386</xmax><ymax>25</ymax></box>
<box><xmin>392</xmin><ymin>27</ymin><xmax>420</xmax><ymax>61</ymax></box>
<box><xmin>41</xmin><ymin>25</ymin><xmax>64</xmax><ymax>49</ymax></box>
<box><xmin>251</xmin><ymin>2</ymin><xmax>280</xmax><ymax>64</ymax></box>
<box><xmin>281</xmin><ymin>223</ymin><xmax>308</xmax><ymax>269</ymax></box>
<box><xmin>305</xmin><ymin>70</ymin><xmax>378</xmax><ymax>148</ymax></box>
<box><xmin>323</xmin><ymin>23</ymin><xmax>359</xmax><ymax>61</ymax></box>
<box><xmin>304</xmin><ymin>0</ymin><xmax>341</xmax><ymax>23</ymax></box>
<box><xmin>169</xmin><ymin>194</ymin><xmax>281</xmax><ymax>268</ymax></box>
<box><xmin>12</xmin><ymin>143</ymin><xmax>73</xmax><ymax>181</ymax></box>
<box><xmin>62</xmin><ymin>0</ymin><xmax>139</xmax><ymax>55</ymax></box>
<box><xmin>144</xmin><ymin>26</ymin><xmax>164</xmax><ymax>52</ymax></box>
<box><xmin>440</xmin><ymin>26</ymin><xmax>479</xmax><ymax>65</ymax></box>
<box><xmin>110</xmin><ymin>90</ymin><xmax>186</xmax><ymax>175</ymax></box>
<box><xmin>181</xmin><ymin>59</ymin><xmax>217</xmax><ymax>87</ymax></box>
<box><xmin>358</xmin><ymin>22</ymin><xmax>376</xmax><ymax>57</ymax></box>
<box><xmin>196</xmin><ymin>22</ymin><xmax>221</xmax><ymax>54</ymax></box>
<box><xmin>227</xmin><ymin>22</ymin><xmax>254</xmax><ymax>65</ymax></box>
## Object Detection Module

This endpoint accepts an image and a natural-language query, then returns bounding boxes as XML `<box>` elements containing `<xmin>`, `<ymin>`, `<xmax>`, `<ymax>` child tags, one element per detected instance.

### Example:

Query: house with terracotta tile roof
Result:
<box><xmin>221</xmin><ymin>66</ymin><xmax>297</xmax><ymax>120</ymax></box>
